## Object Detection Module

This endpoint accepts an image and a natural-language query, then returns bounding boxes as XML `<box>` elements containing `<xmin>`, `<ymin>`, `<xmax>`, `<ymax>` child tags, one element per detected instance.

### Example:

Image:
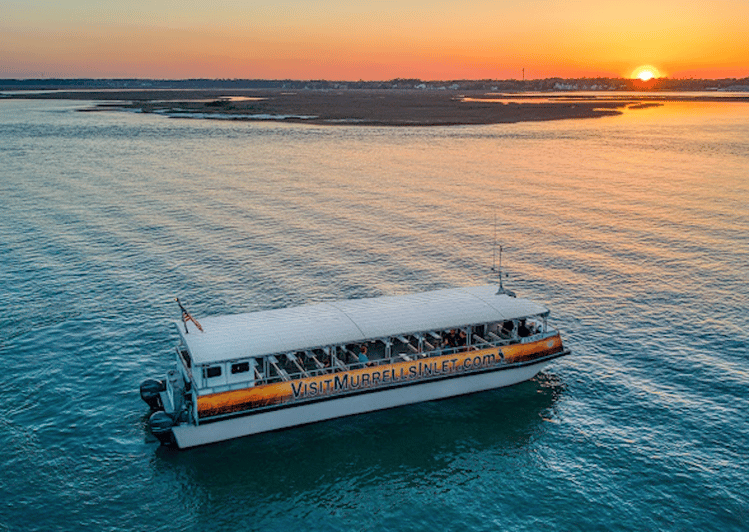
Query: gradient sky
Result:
<box><xmin>2</xmin><ymin>0</ymin><xmax>747</xmax><ymax>80</ymax></box>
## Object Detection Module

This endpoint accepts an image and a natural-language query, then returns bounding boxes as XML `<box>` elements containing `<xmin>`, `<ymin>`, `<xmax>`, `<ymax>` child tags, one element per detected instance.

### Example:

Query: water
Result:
<box><xmin>1</xmin><ymin>98</ymin><xmax>747</xmax><ymax>531</ymax></box>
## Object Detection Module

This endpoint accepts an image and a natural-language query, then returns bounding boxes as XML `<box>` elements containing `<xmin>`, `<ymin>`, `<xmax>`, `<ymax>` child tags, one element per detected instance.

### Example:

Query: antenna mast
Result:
<box><xmin>491</xmin><ymin>214</ymin><xmax>516</xmax><ymax>297</ymax></box>
<box><xmin>492</xmin><ymin>211</ymin><xmax>498</xmax><ymax>272</ymax></box>
<box><xmin>495</xmin><ymin>246</ymin><xmax>515</xmax><ymax>297</ymax></box>
<box><xmin>495</xmin><ymin>244</ymin><xmax>507</xmax><ymax>292</ymax></box>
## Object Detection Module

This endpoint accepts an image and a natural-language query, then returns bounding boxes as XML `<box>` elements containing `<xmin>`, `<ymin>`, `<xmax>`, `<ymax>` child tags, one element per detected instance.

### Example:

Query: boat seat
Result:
<box><xmin>286</xmin><ymin>353</ymin><xmax>310</xmax><ymax>377</ymax></box>
<box><xmin>344</xmin><ymin>349</ymin><xmax>360</xmax><ymax>364</ymax></box>
<box><xmin>268</xmin><ymin>356</ymin><xmax>290</xmax><ymax>382</ymax></box>
<box><xmin>398</xmin><ymin>353</ymin><xmax>412</xmax><ymax>362</ymax></box>
<box><xmin>473</xmin><ymin>334</ymin><xmax>490</xmax><ymax>346</ymax></box>
<box><xmin>305</xmin><ymin>351</ymin><xmax>325</xmax><ymax>370</ymax></box>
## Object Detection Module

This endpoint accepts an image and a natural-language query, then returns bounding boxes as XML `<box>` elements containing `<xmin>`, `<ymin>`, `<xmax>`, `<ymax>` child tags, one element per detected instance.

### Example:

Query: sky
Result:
<box><xmin>2</xmin><ymin>0</ymin><xmax>748</xmax><ymax>80</ymax></box>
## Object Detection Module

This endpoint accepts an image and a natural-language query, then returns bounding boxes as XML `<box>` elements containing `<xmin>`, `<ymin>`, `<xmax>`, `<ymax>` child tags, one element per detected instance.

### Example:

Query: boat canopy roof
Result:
<box><xmin>176</xmin><ymin>285</ymin><xmax>549</xmax><ymax>365</ymax></box>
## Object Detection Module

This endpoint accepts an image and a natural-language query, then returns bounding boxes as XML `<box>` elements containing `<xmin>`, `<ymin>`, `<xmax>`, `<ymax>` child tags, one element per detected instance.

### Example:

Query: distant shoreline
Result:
<box><xmin>4</xmin><ymin>88</ymin><xmax>749</xmax><ymax>126</ymax></box>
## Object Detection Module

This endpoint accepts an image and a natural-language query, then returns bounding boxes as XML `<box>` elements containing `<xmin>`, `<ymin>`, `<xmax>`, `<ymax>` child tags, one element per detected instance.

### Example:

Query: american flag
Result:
<box><xmin>176</xmin><ymin>298</ymin><xmax>204</xmax><ymax>333</ymax></box>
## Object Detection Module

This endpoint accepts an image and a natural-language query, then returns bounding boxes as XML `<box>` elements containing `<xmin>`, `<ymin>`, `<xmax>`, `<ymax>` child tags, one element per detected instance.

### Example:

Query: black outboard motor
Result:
<box><xmin>140</xmin><ymin>379</ymin><xmax>166</xmax><ymax>410</ymax></box>
<box><xmin>149</xmin><ymin>411</ymin><xmax>175</xmax><ymax>445</ymax></box>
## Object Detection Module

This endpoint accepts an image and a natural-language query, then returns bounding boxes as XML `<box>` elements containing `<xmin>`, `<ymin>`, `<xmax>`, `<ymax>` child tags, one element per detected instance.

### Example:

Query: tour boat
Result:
<box><xmin>140</xmin><ymin>284</ymin><xmax>570</xmax><ymax>448</ymax></box>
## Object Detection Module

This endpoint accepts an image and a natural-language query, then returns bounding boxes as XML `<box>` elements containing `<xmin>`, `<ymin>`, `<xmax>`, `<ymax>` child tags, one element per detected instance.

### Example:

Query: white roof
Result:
<box><xmin>177</xmin><ymin>285</ymin><xmax>549</xmax><ymax>365</ymax></box>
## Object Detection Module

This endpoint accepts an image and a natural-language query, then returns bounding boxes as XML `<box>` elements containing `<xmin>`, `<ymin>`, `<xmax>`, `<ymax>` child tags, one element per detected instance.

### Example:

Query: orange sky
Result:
<box><xmin>1</xmin><ymin>0</ymin><xmax>747</xmax><ymax>79</ymax></box>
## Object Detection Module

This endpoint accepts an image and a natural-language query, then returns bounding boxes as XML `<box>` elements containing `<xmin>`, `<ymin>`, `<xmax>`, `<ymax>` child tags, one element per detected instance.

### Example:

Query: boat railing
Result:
<box><xmin>176</xmin><ymin>347</ymin><xmax>194</xmax><ymax>381</ymax></box>
<box><xmin>255</xmin><ymin>329</ymin><xmax>558</xmax><ymax>386</ymax></box>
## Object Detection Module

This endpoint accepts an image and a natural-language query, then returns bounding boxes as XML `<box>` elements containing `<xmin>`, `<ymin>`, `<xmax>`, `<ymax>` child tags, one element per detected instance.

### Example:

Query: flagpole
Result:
<box><xmin>175</xmin><ymin>298</ymin><xmax>203</xmax><ymax>333</ymax></box>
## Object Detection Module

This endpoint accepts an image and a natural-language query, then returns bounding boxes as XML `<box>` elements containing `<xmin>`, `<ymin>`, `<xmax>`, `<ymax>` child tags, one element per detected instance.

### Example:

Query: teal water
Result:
<box><xmin>1</xmin><ymin>99</ymin><xmax>748</xmax><ymax>531</ymax></box>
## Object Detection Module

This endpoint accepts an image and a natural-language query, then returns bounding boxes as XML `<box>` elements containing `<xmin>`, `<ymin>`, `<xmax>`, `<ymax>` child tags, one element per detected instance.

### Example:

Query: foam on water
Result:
<box><xmin>1</xmin><ymin>99</ymin><xmax>747</xmax><ymax>531</ymax></box>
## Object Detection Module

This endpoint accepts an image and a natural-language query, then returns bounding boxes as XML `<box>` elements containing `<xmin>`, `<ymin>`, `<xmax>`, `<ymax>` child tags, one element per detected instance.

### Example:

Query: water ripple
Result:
<box><xmin>1</xmin><ymin>100</ymin><xmax>747</xmax><ymax>531</ymax></box>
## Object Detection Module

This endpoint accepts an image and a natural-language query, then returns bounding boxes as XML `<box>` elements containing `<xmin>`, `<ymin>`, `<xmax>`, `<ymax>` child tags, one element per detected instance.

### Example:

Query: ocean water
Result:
<box><xmin>1</xmin><ymin>98</ymin><xmax>747</xmax><ymax>531</ymax></box>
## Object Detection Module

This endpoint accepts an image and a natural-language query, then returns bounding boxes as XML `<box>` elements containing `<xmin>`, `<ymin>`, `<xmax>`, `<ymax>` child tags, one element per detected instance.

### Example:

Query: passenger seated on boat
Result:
<box><xmin>358</xmin><ymin>344</ymin><xmax>374</xmax><ymax>367</ymax></box>
<box><xmin>443</xmin><ymin>329</ymin><xmax>457</xmax><ymax>348</ymax></box>
<box><xmin>457</xmin><ymin>330</ymin><xmax>467</xmax><ymax>347</ymax></box>
<box><xmin>517</xmin><ymin>319</ymin><xmax>531</xmax><ymax>337</ymax></box>
<box><xmin>501</xmin><ymin>320</ymin><xmax>514</xmax><ymax>337</ymax></box>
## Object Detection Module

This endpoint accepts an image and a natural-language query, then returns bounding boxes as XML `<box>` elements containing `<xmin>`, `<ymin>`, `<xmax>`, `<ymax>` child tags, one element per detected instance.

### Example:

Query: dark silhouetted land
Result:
<box><xmin>3</xmin><ymin>78</ymin><xmax>748</xmax><ymax>126</ymax></box>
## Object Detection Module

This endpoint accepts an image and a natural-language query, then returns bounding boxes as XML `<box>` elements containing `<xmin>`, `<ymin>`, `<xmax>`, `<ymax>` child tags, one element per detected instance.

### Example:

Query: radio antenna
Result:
<box><xmin>495</xmin><ymin>246</ymin><xmax>515</xmax><ymax>297</ymax></box>
<box><xmin>492</xmin><ymin>210</ymin><xmax>498</xmax><ymax>273</ymax></box>
<box><xmin>490</xmin><ymin>212</ymin><xmax>516</xmax><ymax>297</ymax></box>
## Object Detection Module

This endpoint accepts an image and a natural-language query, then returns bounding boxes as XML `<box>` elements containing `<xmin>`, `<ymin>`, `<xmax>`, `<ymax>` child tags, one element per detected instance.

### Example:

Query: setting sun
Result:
<box><xmin>631</xmin><ymin>65</ymin><xmax>663</xmax><ymax>81</ymax></box>
<box><xmin>638</xmin><ymin>70</ymin><xmax>654</xmax><ymax>81</ymax></box>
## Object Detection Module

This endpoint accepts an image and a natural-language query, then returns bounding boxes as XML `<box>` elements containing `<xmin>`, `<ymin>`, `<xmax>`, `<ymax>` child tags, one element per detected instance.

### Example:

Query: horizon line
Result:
<box><xmin>2</xmin><ymin>76</ymin><xmax>749</xmax><ymax>83</ymax></box>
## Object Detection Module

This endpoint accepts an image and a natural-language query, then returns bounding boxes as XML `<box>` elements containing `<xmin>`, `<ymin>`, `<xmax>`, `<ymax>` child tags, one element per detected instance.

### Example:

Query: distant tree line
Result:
<box><xmin>1</xmin><ymin>77</ymin><xmax>748</xmax><ymax>92</ymax></box>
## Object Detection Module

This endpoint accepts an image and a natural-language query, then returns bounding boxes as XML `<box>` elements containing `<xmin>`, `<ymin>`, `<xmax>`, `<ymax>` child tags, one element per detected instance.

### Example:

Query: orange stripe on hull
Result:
<box><xmin>197</xmin><ymin>334</ymin><xmax>564</xmax><ymax>418</ymax></box>
<box><xmin>501</xmin><ymin>334</ymin><xmax>564</xmax><ymax>363</ymax></box>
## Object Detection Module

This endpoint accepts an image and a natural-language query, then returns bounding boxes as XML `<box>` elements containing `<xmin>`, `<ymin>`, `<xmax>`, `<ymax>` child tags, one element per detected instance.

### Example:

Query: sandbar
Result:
<box><xmin>5</xmin><ymin>88</ymin><xmax>748</xmax><ymax>126</ymax></box>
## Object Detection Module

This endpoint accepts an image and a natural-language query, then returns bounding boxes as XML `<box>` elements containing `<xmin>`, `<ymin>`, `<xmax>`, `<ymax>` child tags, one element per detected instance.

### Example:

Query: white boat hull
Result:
<box><xmin>172</xmin><ymin>357</ymin><xmax>553</xmax><ymax>449</ymax></box>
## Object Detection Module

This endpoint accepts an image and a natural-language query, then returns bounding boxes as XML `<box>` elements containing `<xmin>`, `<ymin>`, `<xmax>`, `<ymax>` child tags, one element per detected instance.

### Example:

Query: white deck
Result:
<box><xmin>177</xmin><ymin>285</ymin><xmax>549</xmax><ymax>365</ymax></box>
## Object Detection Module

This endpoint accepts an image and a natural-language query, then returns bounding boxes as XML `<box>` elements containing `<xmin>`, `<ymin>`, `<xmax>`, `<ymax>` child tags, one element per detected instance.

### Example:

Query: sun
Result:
<box><xmin>631</xmin><ymin>65</ymin><xmax>662</xmax><ymax>81</ymax></box>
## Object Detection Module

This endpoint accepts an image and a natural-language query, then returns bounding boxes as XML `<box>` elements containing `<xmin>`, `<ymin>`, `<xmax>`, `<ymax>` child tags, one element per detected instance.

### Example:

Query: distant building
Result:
<box><xmin>720</xmin><ymin>85</ymin><xmax>749</xmax><ymax>92</ymax></box>
<box><xmin>553</xmin><ymin>82</ymin><xmax>578</xmax><ymax>90</ymax></box>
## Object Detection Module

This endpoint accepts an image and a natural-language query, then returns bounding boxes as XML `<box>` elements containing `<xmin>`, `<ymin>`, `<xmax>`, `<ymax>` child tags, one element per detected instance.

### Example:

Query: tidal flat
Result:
<box><xmin>8</xmin><ymin>88</ymin><xmax>747</xmax><ymax>126</ymax></box>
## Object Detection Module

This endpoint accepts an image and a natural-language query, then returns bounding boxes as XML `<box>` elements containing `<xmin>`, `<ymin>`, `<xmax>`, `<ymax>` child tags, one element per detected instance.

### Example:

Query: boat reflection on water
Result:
<box><xmin>152</xmin><ymin>373</ymin><xmax>565</xmax><ymax>508</ymax></box>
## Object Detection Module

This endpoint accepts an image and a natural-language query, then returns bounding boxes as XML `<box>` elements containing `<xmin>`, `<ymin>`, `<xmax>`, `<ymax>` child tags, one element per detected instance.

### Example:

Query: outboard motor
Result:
<box><xmin>149</xmin><ymin>371</ymin><xmax>189</xmax><ymax>446</ymax></box>
<box><xmin>140</xmin><ymin>379</ymin><xmax>166</xmax><ymax>410</ymax></box>
<box><xmin>149</xmin><ymin>411</ymin><xmax>175</xmax><ymax>445</ymax></box>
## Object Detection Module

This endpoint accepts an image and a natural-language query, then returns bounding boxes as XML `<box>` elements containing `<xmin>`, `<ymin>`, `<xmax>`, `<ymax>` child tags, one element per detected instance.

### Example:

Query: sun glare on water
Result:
<box><xmin>631</xmin><ymin>65</ymin><xmax>662</xmax><ymax>81</ymax></box>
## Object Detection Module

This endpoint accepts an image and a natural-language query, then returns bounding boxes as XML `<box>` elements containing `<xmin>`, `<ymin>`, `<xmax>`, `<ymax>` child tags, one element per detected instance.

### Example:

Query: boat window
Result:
<box><xmin>231</xmin><ymin>362</ymin><xmax>250</xmax><ymax>374</ymax></box>
<box><xmin>204</xmin><ymin>366</ymin><xmax>222</xmax><ymax>378</ymax></box>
